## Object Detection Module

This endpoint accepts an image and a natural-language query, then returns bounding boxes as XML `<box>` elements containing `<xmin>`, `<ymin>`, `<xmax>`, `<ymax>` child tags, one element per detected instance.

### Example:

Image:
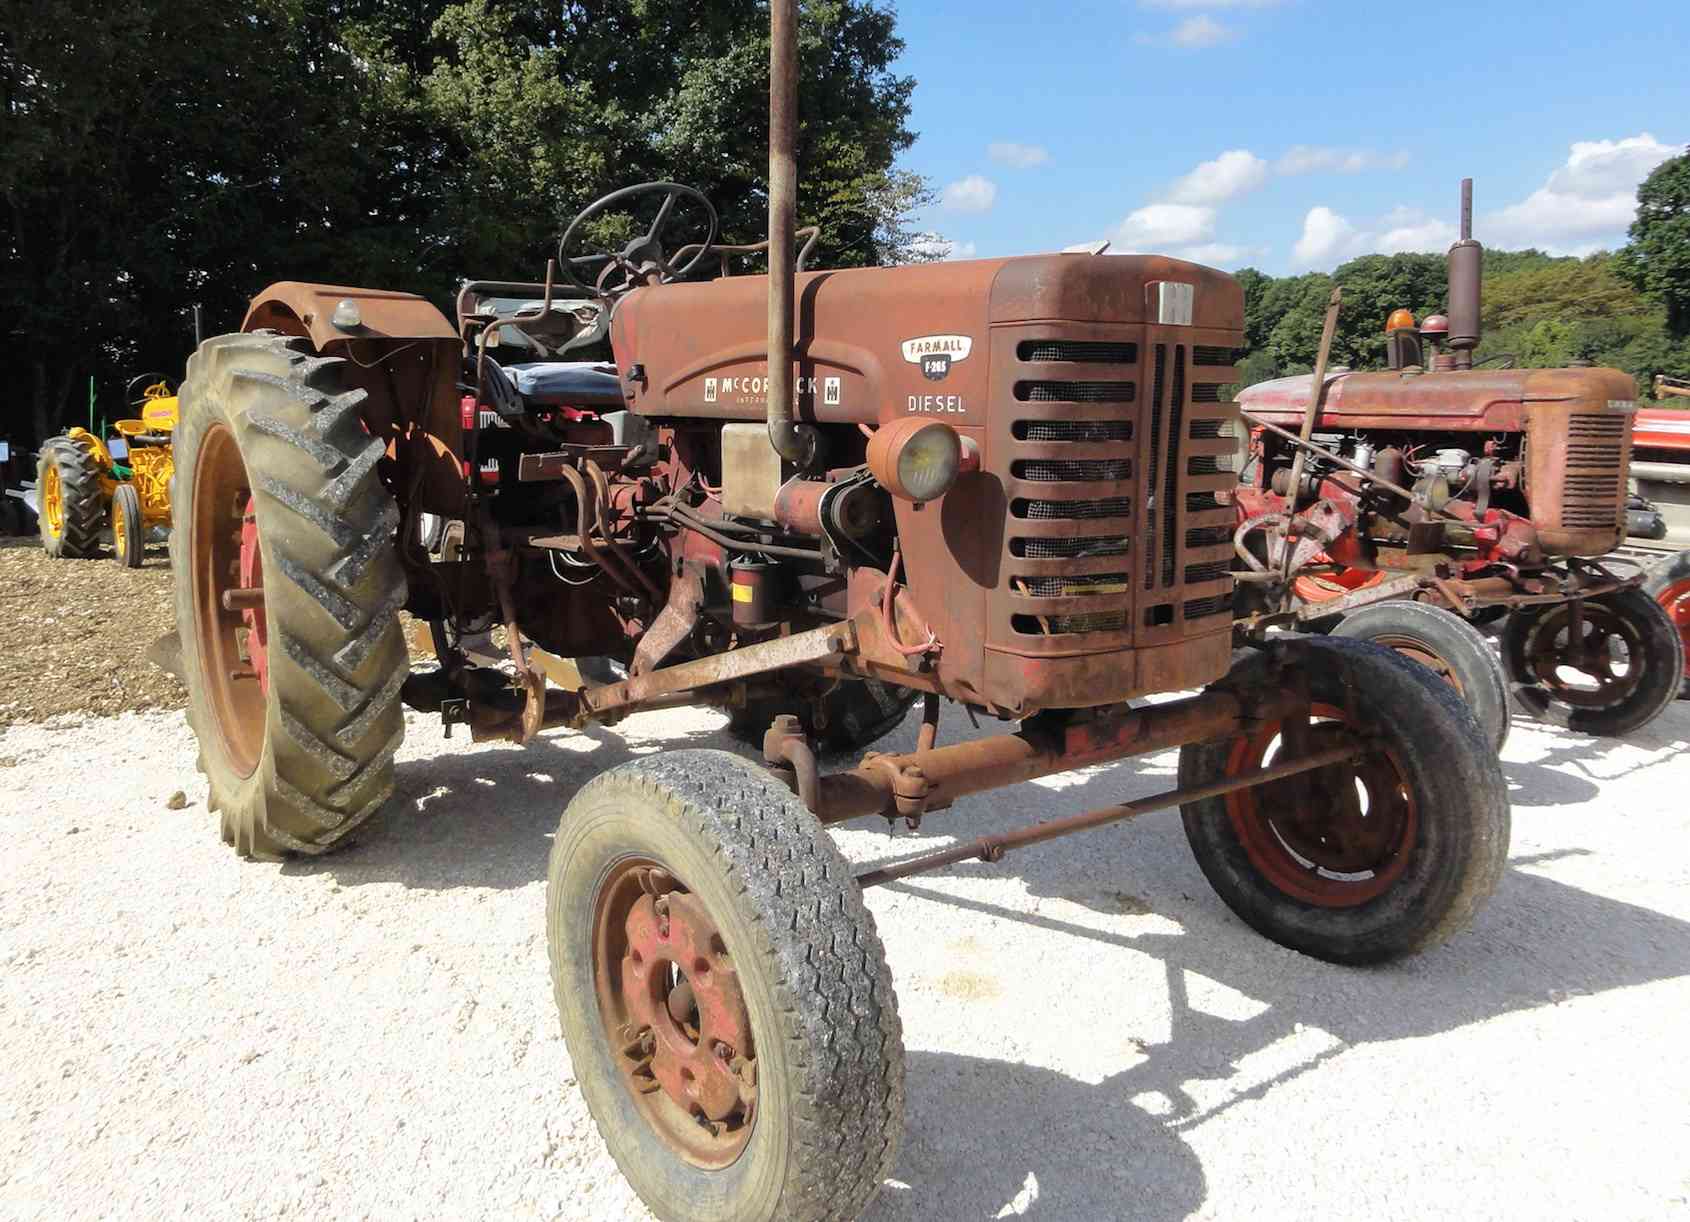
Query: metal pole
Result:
<box><xmin>765</xmin><ymin>0</ymin><xmax>813</xmax><ymax>467</ymax></box>
<box><xmin>1278</xmin><ymin>286</ymin><xmax>1343</xmax><ymax>605</ymax></box>
<box><xmin>855</xmin><ymin>741</ymin><xmax>1362</xmax><ymax>888</ymax></box>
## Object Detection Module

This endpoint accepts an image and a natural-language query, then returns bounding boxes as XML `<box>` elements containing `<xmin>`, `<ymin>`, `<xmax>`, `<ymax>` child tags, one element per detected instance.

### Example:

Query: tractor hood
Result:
<box><xmin>1237</xmin><ymin>366</ymin><xmax>1636</xmax><ymax>433</ymax></box>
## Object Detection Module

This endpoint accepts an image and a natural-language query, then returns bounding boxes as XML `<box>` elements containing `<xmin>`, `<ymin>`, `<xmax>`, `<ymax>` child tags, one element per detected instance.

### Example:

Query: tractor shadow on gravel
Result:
<box><xmin>848</xmin><ymin>701</ymin><xmax>1690</xmax><ymax>1218</ymax></box>
<box><xmin>280</xmin><ymin>718</ymin><xmax>745</xmax><ymax>891</ymax></box>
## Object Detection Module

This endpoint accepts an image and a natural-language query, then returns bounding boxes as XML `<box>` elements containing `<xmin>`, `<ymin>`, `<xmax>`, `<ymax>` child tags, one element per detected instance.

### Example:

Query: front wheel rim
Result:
<box><xmin>591</xmin><ymin>857</ymin><xmax>758</xmax><ymax>1169</ymax></box>
<box><xmin>42</xmin><ymin>465</ymin><xmax>63</xmax><ymax>536</ymax></box>
<box><xmin>1224</xmin><ymin>703</ymin><xmax>1418</xmax><ymax>908</ymax></box>
<box><xmin>1522</xmin><ymin>602</ymin><xmax>1644</xmax><ymax>709</ymax></box>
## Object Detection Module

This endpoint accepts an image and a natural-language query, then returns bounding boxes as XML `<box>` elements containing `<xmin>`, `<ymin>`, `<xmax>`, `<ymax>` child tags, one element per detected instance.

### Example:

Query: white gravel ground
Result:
<box><xmin>2</xmin><ymin>693</ymin><xmax>1688</xmax><ymax>1221</ymax></box>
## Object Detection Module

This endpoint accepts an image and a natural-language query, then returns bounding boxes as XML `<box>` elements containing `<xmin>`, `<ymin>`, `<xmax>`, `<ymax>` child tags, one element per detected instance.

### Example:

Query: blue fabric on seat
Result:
<box><xmin>503</xmin><ymin>361</ymin><xmax>626</xmax><ymax>408</ymax></box>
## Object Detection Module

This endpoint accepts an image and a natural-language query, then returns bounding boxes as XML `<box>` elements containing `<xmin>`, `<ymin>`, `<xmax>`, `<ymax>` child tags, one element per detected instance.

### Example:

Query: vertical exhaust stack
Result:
<box><xmin>766</xmin><ymin>0</ymin><xmax>815</xmax><ymax>467</ymax></box>
<box><xmin>1447</xmin><ymin>178</ymin><xmax>1483</xmax><ymax>371</ymax></box>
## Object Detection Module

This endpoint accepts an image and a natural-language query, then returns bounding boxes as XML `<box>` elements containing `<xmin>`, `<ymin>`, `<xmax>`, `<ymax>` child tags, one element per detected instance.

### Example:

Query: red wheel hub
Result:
<box><xmin>238</xmin><ymin>495</ymin><xmax>269</xmax><ymax>694</ymax></box>
<box><xmin>1658</xmin><ymin>578</ymin><xmax>1690</xmax><ymax>682</ymax></box>
<box><xmin>1223</xmin><ymin>704</ymin><xmax>1417</xmax><ymax>908</ymax></box>
<box><xmin>592</xmin><ymin>862</ymin><xmax>757</xmax><ymax>1168</ymax></box>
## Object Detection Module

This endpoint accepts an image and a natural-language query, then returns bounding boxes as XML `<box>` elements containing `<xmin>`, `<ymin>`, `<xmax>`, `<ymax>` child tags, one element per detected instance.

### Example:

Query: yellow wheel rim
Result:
<box><xmin>42</xmin><ymin>464</ymin><xmax>63</xmax><ymax>537</ymax></box>
<box><xmin>112</xmin><ymin>501</ymin><xmax>128</xmax><ymax>560</ymax></box>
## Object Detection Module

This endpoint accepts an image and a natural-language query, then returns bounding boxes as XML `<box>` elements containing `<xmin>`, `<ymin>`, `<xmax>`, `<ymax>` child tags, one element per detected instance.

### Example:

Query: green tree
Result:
<box><xmin>1616</xmin><ymin>147</ymin><xmax>1690</xmax><ymax>338</ymax></box>
<box><xmin>0</xmin><ymin>0</ymin><xmax>925</xmax><ymax>446</ymax></box>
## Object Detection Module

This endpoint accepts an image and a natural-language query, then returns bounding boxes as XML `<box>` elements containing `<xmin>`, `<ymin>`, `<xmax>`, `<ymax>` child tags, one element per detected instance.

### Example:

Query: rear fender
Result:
<box><xmin>240</xmin><ymin>282</ymin><xmax>468</xmax><ymax>517</ymax></box>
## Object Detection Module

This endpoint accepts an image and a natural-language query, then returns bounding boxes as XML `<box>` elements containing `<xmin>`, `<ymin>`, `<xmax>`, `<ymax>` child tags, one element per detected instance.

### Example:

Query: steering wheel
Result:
<box><xmin>125</xmin><ymin>372</ymin><xmax>173</xmax><ymax>405</ymax></box>
<box><xmin>557</xmin><ymin>182</ymin><xmax>719</xmax><ymax>295</ymax></box>
<box><xmin>1473</xmin><ymin>353</ymin><xmax>1517</xmax><ymax>370</ymax></box>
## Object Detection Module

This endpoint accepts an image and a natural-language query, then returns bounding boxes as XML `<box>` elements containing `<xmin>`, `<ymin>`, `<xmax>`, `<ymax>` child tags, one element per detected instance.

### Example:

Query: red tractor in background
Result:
<box><xmin>1231</xmin><ymin>181</ymin><xmax>1684</xmax><ymax>743</ymax></box>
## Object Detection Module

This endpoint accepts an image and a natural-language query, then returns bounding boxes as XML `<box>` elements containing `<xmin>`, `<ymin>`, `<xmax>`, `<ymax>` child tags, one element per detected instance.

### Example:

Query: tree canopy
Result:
<box><xmin>1</xmin><ymin>0</ymin><xmax>923</xmax><ymax>444</ymax></box>
<box><xmin>1233</xmin><ymin>246</ymin><xmax>1690</xmax><ymax>398</ymax></box>
<box><xmin>1616</xmin><ymin>148</ymin><xmax>1690</xmax><ymax>339</ymax></box>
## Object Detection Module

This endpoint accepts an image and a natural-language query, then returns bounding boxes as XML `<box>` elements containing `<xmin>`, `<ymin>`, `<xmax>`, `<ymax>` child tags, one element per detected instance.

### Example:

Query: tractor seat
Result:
<box><xmin>496</xmin><ymin>361</ymin><xmax>627</xmax><ymax>410</ymax></box>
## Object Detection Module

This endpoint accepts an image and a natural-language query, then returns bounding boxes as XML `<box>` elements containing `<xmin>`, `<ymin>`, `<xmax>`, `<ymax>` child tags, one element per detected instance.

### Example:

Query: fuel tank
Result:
<box><xmin>612</xmin><ymin>254</ymin><xmax>1245</xmax><ymax>714</ymax></box>
<box><xmin>1239</xmin><ymin>365</ymin><xmax>1639</xmax><ymax>557</ymax></box>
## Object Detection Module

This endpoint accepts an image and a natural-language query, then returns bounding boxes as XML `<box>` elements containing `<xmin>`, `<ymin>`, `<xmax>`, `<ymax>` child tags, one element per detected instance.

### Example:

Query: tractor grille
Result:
<box><xmin>1015</xmin><ymin>380</ymin><xmax>1136</xmax><ymax>403</ymax></box>
<box><xmin>1012</xmin><ymin>458</ymin><xmax>1133</xmax><ymax>482</ymax></box>
<box><xmin>1002</xmin><ymin>331</ymin><xmax>1238</xmax><ymax>643</ymax></box>
<box><xmin>1017</xmin><ymin>340</ymin><xmax>1139</xmax><ymax>364</ymax></box>
<box><xmin>1559</xmin><ymin>412</ymin><xmax>1628</xmax><ymax>529</ymax></box>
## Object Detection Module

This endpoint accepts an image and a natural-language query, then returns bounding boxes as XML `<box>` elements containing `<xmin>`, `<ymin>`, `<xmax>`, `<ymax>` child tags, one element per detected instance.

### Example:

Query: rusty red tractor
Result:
<box><xmin>165</xmin><ymin>11</ymin><xmax>1508</xmax><ymax>1219</ymax></box>
<box><xmin>1231</xmin><ymin>181</ymin><xmax>1684</xmax><ymax>744</ymax></box>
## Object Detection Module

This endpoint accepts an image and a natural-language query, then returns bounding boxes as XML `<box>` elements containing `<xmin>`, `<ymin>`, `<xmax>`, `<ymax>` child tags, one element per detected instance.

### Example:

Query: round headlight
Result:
<box><xmin>867</xmin><ymin>417</ymin><xmax>963</xmax><ymax>503</ymax></box>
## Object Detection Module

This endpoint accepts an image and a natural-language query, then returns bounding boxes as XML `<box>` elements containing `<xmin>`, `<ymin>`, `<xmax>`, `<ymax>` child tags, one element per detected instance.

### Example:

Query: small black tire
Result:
<box><xmin>547</xmin><ymin>749</ymin><xmax>903</xmax><ymax>1222</ymax></box>
<box><xmin>37</xmin><ymin>437</ymin><xmax>105</xmax><ymax>558</ymax></box>
<box><xmin>173</xmin><ymin>332</ymin><xmax>409</xmax><ymax>858</ymax></box>
<box><xmin>1500</xmin><ymin>587</ymin><xmax>1684</xmax><ymax>735</ymax></box>
<box><xmin>1640</xmin><ymin>551</ymin><xmax>1690</xmax><ymax>700</ymax></box>
<box><xmin>111</xmin><ymin>483</ymin><xmax>144</xmax><ymax>568</ymax></box>
<box><xmin>728</xmin><ymin>677</ymin><xmax>918</xmax><ymax>756</ymax></box>
<box><xmin>1178</xmin><ymin>637</ymin><xmax>1510</xmax><ymax>965</ymax></box>
<box><xmin>1331</xmin><ymin>599</ymin><xmax>1510</xmax><ymax>751</ymax></box>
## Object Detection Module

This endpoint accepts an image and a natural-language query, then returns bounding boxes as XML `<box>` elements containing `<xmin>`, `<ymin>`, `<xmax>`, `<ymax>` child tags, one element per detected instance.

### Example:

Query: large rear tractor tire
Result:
<box><xmin>728</xmin><ymin>677</ymin><xmax>918</xmax><ymax>756</ymax></box>
<box><xmin>1500</xmin><ymin>587</ymin><xmax>1683</xmax><ymax>736</ymax></box>
<box><xmin>37</xmin><ymin>437</ymin><xmax>104</xmax><ymax>558</ymax></box>
<box><xmin>1330</xmin><ymin>599</ymin><xmax>1511</xmax><ymax>752</ymax></box>
<box><xmin>111</xmin><ymin>483</ymin><xmax>144</xmax><ymax>568</ymax></box>
<box><xmin>1178</xmin><ymin>637</ymin><xmax>1510</xmax><ymax>965</ymax></box>
<box><xmin>1641</xmin><ymin>551</ymin><xmax>1690</xmax><ymax>700</ymax></box>
<box><xmin>547</xmin><ymin>750</ymin><xmax>904</xmax><ymax>1222</ymax></box>
<box><xmin>172</xmin><ymin>332</ymin><xmax>408</xmax><ymax>858</ymax></box>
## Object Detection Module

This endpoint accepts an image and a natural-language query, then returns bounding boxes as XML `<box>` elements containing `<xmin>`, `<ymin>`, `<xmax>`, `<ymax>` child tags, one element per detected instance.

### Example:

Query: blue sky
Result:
<box><xmin>891</xmin><ymin>0</ymin><xmax>1690</xmax><ymax>273</ymax></box>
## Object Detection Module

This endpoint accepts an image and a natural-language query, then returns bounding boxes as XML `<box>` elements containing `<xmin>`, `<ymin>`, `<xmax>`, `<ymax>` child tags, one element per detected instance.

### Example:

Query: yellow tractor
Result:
<box><xmin>37</xmin><ymin>375</ymin><xmax>178</xmax><ymax>567</ymax></box>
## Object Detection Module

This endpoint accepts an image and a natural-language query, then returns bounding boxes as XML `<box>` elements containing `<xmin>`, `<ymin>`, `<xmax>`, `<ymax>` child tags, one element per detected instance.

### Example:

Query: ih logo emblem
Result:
<box><xmin>901</xmin><ymin>334</ymin><xmax>973</xmax><ymax>382</ymax></box>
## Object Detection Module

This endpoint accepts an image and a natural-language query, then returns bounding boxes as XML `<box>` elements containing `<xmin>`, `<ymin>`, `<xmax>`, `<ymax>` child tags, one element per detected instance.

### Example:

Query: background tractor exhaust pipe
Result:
<box><xmin>766</xmin><ymin>0</ymin><xmax>816</xmax><ymax>467</ymax></box>
<box><xmin>1447</xmin><ymin>178</ymin><xmax>1483</xmax><ymax>370</ymax></box>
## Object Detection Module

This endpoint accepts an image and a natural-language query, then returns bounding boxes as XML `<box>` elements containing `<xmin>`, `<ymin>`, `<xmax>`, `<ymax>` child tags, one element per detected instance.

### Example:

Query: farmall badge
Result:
<box><xmin>902</xmin><ymin>334</ymin><xmax>973</xmax><ymax>381</ymax></box>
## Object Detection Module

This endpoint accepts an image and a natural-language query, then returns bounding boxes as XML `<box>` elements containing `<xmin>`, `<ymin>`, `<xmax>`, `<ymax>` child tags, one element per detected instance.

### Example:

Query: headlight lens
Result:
<box><xmin>868</xmin><ymin>417</ymin><xmax>962</xmax><ymax>502</ymax></box>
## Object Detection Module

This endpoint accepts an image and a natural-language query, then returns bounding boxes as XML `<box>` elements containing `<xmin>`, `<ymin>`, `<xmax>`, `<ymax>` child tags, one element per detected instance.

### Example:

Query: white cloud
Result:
<box><xmin>1113</xmin><ymin>203</ymin><xmax>1217</xmax><ymax>250</ymax></box>
<box><xmin>908</xmin><ymin>235</ymin><xmax>977</xmax><ymax>262</ymax></box>
<box><xmin>941</xmin><ymin>175</ymin><xmax>998</xmax><ymax>214</ymax></box>
<box><xmin>1486</xmin><ymin>133</ymin><xmax>1679</xmax><ymax>250</ymax></box>
<box><xmin>1276</xmin><ymin>146</ymin><xmax>1412</xmax><ymax>176</ymax></box>
<box><xmin>1137</xmin><ymin>15</ymin><xmax>1237</xmax><ymax>48</ymax></box>
<box><xmin>988</xmin><ymin>141</ymin><xmax>1050</xmax><ymax>169</ymax></box>
<box><xmin>1166</xmin><ymin>149</ymin><xmax>1268</xmax><ymax>205</ymax></box>
<box><xmin>1293</xmin><ymin>206</ymin><xmax>1357</xmax><ymax>265</ymax></box>
<box><xmin>1168</xmin><ymin>242</ymin><xmax>1263</xmax><ymax>268</ymax></box>
<box><xmin>1375</xmin><ymin>206</ymin><xmax>1457</xmax><ymax>253</ymax></box>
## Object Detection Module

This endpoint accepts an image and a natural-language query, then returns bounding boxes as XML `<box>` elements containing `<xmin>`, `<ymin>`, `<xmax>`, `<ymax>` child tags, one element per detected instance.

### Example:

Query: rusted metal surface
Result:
<box><xmin>789</xmin><ymin>679</ymin><xmax>1312</xmax><ymax>826</ymax></box>
<box><xmin>1223</xmin><ymin>703</ymin><xmax>1414</xmax><ymax>907</ymax></box>
<box><xmin>612</xmin><ymin>251</ymin><xmax>1250</xmax><ymax>720</ymax></box>
<box><xmin>764</xmin><ymin>0</ymin><xmax>808</xmax><ymax>466</ymax></box>
<box><xmin>241</xmin><ymin>282</ymin><xmax>457</xmax><ymax>350</ymax></box>
<box><xmin>592</xmin><ymin>861</ymin><xmax>756</xmax><ymax>1167</ymax></box>
<box><xmin>854</xmin><ymin>740</ymin><xmax>1362</xmax><ymax>889</ymax></box>
<box><xmin>583</xmin><ymin>620</ymin><xmax>857</xmax><ymax>717</ymax></box>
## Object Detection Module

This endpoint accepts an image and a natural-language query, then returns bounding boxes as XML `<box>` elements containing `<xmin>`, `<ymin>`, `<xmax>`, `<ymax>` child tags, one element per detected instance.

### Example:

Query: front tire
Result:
<box><xmin>111</xmin><ymin>483</ymin><xmax>144</xmax><ymax>568</ymax></box>
<box><xmin>547</xmin><ymin>750</ymin><xmax>904</xmax><ymax>1222</ymax></box>
<box><xmin>1178</xmin><ymin>637</ymin><xmax>1509</xmax><ymax>965</ymax></box>
<box><xmin>1330</xmin><ymin>599</ymin><xmax>1510</xmax><ymax>751</ymax></box>
<box><xmin>172</xmin><ymin>332</ymin><xmax>408</xmax><ymax>858</ymax></box>
<box><xmin>1500</xmin><ymin>587</ymin><xmax>1683</xmax><ymax>735</ymax></box>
